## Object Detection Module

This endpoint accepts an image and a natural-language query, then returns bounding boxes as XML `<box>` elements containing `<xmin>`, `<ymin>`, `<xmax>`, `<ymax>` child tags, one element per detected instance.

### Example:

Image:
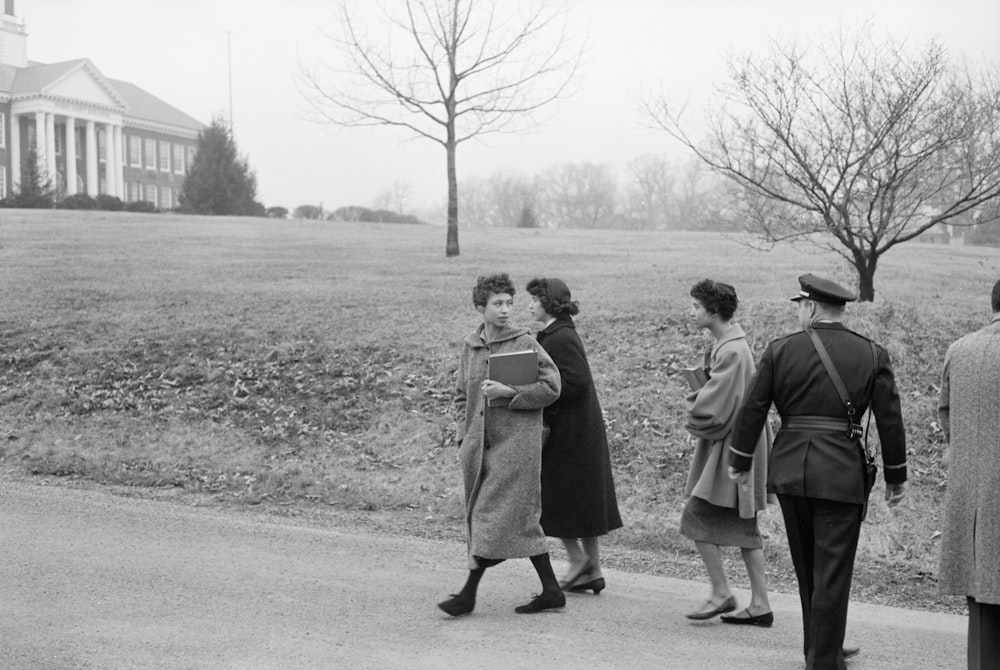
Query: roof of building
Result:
<box><xmin>8</xmin><ymin>58</ymin><xmax>83</xmax><ymax>94</ymax></box>
<box><xmin>1</xmin><ymin>58</ymin><xmax>203</xmax><ymax>132</ymax></box>
<box><xmin>109</xmin><ymin>77</ymin><xmax>203</xmax><ymax>131</ymax></box>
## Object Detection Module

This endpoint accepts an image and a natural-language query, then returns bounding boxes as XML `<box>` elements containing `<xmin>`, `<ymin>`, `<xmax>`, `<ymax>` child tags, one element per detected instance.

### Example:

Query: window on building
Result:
<box><xmin>0</xmin><ymin>112</ymin><xmax>6</xmax><ymax>149</ymax></box>
<box><xmin>98</xmin><ymin>129</ymin><xmax>107</xmax><ymax>163</ymax></box>
<box><xmin>159</xmin><ymin>141</ymin><xmax>170</xmax><ymax>172</ymax></box>
<box><xmin>160</xmin><ymin>186</ymin><xmax>173</xmax><ymax>210</ymax></box>
<box><xmin>99</xmin><ymin>176</ymin><xmax>107</xmax><ymax>195</ymax></box>
<box><xmin>0</xmin><ymin>165</ymin><xmax>7</xmax><ymax>199</ymax></box>
<box><xmin>145</xmin><ymin>183</ymin><xmax>158</xmax><ymax>207</ymax></box>
<box><xmin>75</xmin><ymin>131</ymin><xmax>84</xmax><ymax>157</ymax></box>
<box><xmin>129</xmin><ymin>181</ymin><xmax>141</xmax><ymax>203</ymax></box>
<box><xmin>186</xmin><ymin>146</ymin><xmax>196</xmax><ymax>172</ymax></box>
<box><xmin>173</xmin><ymin>144</ymin><xmax>185</xmax><ymax>174</ymax></box>
<box><xmin>54</xmin><ymin>126</ymin><xmax>64</xmax><ymax>155</ymax></box>
<box><xmin>144</xmin><ymin>138</ymin><xmax>156</xmax><ymax>170</ymax></box>
<box><xmin>129</xmin><ymin>135</ymin><xmax>141</xmax><ymax>167</ymax></box>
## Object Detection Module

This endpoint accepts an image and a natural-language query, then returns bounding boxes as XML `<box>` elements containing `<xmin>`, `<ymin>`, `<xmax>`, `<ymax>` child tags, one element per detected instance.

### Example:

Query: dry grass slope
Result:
<box><xmin>2</xmin><ymin>209</ymin><xmax>998</xmax><ymax>613</ymax></box>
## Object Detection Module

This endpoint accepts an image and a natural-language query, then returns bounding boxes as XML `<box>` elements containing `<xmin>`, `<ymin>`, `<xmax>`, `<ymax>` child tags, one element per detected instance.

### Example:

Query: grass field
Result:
<box><xmin>2</xmin><ymin>209</ymin><xmax>998</xmax><ymax>613</ymax></box>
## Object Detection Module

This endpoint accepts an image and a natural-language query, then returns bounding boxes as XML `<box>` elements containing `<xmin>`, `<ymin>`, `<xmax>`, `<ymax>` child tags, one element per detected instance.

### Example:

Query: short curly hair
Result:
<box><xmin>472</xmin><ymin>273</ymin><xmax>516</xmax><ymax>307</ymax></box>
<box><xmin>690</xmin><ymin>279</ymin><xmax>738</xmax><ymax>320</ymax></box>
<box><xmin>526</xmin><ymin>277</ymin><xmax>580</xmax><ymax>317</ymax></box>
<box><xmin>993</xmin><ymin>278</ymin><xmax>1000</xmax><ymax>313</ymax></box>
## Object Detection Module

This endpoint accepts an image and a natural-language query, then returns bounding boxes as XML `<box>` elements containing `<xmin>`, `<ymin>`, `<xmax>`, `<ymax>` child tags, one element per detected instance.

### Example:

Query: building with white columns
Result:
<box><xmin>0</xmin><ymin>1</ymin><xmax>202</xmax><ymax>208</ymax></box>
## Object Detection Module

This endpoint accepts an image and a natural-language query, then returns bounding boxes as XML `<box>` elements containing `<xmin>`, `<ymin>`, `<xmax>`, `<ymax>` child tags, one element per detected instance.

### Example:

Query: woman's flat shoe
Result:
<box><xmin>437</xmin><ymin>593</ymin><xmax>475</xmax><ymax>617</ymax></box>
<box><xmin>720</xmin><ymin>608</ymin><xmax>774</xmax><ymax>627</ymax></box>
<box><xmin>567</xmin><ymin>577</ymin><xmax>605</xmax><ymax>595</ymax></box>
<box><xmin>684</xmin><ymin>595</ymin><xmax>737</xmax><ymax>620</ymax></box>
<box><xmin>514</xmin><ymin>591</ymin><xmax>566</xmax><ymax>614</ymax></box>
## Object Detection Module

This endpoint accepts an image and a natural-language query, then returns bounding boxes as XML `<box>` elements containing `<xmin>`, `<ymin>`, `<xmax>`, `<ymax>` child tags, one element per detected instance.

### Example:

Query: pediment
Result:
<box><xmin>47</xmin><ymin>65</ymin><xmax>123</xmax><ymax>108</ymax></box>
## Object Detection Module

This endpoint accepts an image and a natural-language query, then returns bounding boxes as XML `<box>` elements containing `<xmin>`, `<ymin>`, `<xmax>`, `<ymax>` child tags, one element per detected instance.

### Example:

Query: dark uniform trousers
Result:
<box><xmin>778</xmin><ymin>495</ymin><xmax>864</xmax><ymax>670</ymax></box>
<box><xmin>968</xmin><ymin>597</ymin><xmax>1000</xmax><ymax>670</ymax></box>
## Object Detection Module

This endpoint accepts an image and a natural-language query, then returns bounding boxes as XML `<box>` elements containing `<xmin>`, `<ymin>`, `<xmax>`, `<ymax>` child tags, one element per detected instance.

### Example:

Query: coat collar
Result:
<box><xmin>991</xmin><ymin>313</ymin><xmax>1000</xmax><ymax>325</ymax></box>
<box><xmin>464</xmin><ymin>322</ymin><xmax>530</xmax><ymax>348</ymax></box>
<box><xmin>713</xmin><ymin>322</ymin><xmax>746</xmax><ymax>353</ymax></box>
<box><xmin>538</xmin><ymin>316</ymin><xmax>575</xmax><ymax>336</ymax></box>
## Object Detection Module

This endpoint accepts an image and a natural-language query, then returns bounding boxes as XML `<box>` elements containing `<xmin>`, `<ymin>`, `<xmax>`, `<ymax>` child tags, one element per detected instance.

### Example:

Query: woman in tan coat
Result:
<box><xmin>438</xmin><ymin>273</ymin><xmax>563</xmax><ymax>617</ymax></box>
<box><xmin>680</xmin><ymin>280</ymin><xmax>774</xmax><ymax>625</ymax></box>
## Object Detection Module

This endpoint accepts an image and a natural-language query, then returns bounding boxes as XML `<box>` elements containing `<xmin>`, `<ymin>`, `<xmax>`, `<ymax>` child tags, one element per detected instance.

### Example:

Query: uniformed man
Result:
<box><xmin>728</xmin><ymin>274</ymin><xmax>907</xmax><ymax>670</ymax></box>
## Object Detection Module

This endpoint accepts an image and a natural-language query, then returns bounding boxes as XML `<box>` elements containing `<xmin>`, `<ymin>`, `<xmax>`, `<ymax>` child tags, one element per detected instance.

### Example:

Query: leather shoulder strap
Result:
<box><xmin>805</xmin><ymin>328</ymin><xmax>854</xmax><ymax>415</ymax></box>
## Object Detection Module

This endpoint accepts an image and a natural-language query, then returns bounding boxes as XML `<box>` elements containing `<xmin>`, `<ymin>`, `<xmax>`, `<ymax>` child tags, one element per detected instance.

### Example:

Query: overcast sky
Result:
<box><xmin>20</xmin><ymin>0</ymin><xmax>1000</xmax><ymax>213</ymax></box>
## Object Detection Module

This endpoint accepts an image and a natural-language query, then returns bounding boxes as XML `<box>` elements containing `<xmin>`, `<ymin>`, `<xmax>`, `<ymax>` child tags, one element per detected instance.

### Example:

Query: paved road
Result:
<box><xmin>0</xmin><ymin>475</ymin><xmax>965</xmax><ymax>670</ymax></box>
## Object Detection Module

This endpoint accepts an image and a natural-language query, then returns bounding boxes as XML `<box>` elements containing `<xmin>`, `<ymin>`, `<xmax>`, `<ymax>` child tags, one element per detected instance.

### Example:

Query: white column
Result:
<box><xmin>85</xmin><ymin>120</ymin><xmax>98</xmax><ymax>196</ymax></box>
<box><xmin>45</xmin><ymin>112</ymin><xmax>56</xmax><ymax>191</ymax></box>
<box><xmin>34</xmin><ymin>111</ymin><xmax>47</xmax><ymax>179</ymax></box>
<box><xmin>101</xmin><ymin>123</ymin><xmax>112</xmax><ymax>196</ymax></box>
<box><xmin>65</xmin><ymin>117</ymin><xmax>77</xmax><ymax>195</ymax></box>
<box><xmin>10</xmin><ymin>113</ymin><xmax>20</xmax><ymax>189</ymax></box>
<box><xmin>114</xmin><ymin>125</ymin><xmax>125</xmax><ymax>198</ymax></box>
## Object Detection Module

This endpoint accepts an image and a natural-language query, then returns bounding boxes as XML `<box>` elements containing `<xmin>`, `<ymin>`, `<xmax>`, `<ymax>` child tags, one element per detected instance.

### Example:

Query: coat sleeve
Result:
<box><xmin>454</xmin><ymin>350</ymin><xmax>468</xmax><ymax>446</ymax></box>
<box><xmin>545</xmin><ymin>331</ymin><xmax>592</xmax><ymax>401</ymax></box>
<box><xmin>871</xmin><ymin>344</ymin><xmax>907</xmax><ymax>484</ymax></box>
<box><xmin>685</xmin><ymin>345</ymin><xmax>744</xmax><ymax>441</ymax></box>
<box><xmin>938</xmin><ymin>344</ymin><xmax>953</xmax><ymax>443</ymax></box>
<box><xmin>507</xmin><ymin>337</ymin><xmax>561</xmax><ymax>410</ymax></box>
<box><xmin>729</xmin><ymin>344</ymin><xmax>775</xmax><ymax>472</ymax></box>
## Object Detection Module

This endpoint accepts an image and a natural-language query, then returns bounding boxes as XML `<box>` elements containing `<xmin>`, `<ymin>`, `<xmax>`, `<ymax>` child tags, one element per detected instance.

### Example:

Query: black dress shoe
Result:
<box><xmin>514</xmin><ymin>591</ymin><xmax>566</xmax><ymax>613</ymax></box>
<box><xmin>842</xmin><ymin>647</ymin><xmax>860</xmax><ymax>661</ymax></box>
<box><xmin>559</xmin><ymin>560</ymin><xmax>596</xmax><ymax>589</ymax></box>
<box><xmin>685</xmin><ymin>595</ymin><xmax>737</xmax><ymax>620</ymax></box>
<box><xmin>567</xmin><ymin>577</ymin><xmax>605</xmax><ymax>595</ymax></box>
<box><xmin>437</xmin><ymin>593</ymin><xmax>475</xmax><ymax>617</ymax></box>
<box><xmin>720</xmin><ymin>608</ymin><xmax>774</xmax><ymax>627</ymax></box>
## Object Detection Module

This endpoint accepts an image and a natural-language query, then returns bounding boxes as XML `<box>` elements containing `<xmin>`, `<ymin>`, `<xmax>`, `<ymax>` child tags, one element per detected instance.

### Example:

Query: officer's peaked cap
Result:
<box><xmin>789</xmin><ymin>273</ymin><xmax>857</xmax><ymax>305</ymax></box>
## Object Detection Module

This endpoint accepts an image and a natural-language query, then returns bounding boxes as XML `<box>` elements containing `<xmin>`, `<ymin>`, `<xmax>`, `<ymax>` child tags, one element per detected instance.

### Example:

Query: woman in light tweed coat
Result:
<box><xmin>938</xmin><ymin>279</ymin><xmax>1000</xmax><ymax>670</ymax></box>
<box><xmin>680</xmin><ymin>279</ymin><xmax>774</xmax><ymax>626</ymax></box>
<box><xmin>438</xmin><ymin>273</ymin><xmax>563</xmax><ymax>617</ymax></box>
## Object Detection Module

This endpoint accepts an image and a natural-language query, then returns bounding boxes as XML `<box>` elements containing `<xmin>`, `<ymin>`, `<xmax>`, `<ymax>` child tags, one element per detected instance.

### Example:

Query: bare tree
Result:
<box><xmin>537</xmin><ymin>161</ymin><xmax>618</xmax><ymax>229</ymax></box>
<box><xmin>624</xmin><ymin>153</ymin><xmax>674</xmax><ymax>229</ymax></box>
<box><xmin>372</xmin><ymin>178</ymin><xmax>413</xmax><ymax>214</ymax></box>
<box><xmin>300</xmin><ymin>0</ymin><xmax>581</xmax><ymax>256</ymax></box>
<box><xmin>645</xmin><ymin>25</ymin><xmax>1000</xmax><ymax>300</ymax></box>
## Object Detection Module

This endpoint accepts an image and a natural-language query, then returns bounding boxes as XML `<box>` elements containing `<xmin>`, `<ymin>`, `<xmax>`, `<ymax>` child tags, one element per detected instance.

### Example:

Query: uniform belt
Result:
<box><xmin>782</xmin><ymin>416</ymin><xmax>850</xmax><ymax>432</ymax></box>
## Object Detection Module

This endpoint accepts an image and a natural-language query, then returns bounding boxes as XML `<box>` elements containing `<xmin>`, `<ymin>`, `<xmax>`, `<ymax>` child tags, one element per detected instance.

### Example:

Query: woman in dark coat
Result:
<box><xmin>527</xmin><ymin>277</ymin><xmax>622</xmax><ymax>594</ymax></box>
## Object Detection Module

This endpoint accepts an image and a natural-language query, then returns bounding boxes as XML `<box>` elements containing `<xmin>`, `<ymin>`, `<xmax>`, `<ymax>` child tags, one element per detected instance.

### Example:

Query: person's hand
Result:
<box><xmin>481</xmin><ymin>380</ymin><xmax>515</xmax><ymax>403</ymax></box>
<box><xmin>885</xmin><ymin>482</ymin><xmax>905</xmax><ymax>507</ymax></box>
<box><xmin>728</xmin><ymin>466</ymin><xmax>750</xmax><ymax>488</ymax></box>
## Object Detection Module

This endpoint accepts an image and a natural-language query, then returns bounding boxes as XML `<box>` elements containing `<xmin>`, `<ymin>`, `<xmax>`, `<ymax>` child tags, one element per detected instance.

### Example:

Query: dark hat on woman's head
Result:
<box><xmin>527</xmin><ymin>277</ymin><xmax>579</xmax><ymax>316</ymax></box>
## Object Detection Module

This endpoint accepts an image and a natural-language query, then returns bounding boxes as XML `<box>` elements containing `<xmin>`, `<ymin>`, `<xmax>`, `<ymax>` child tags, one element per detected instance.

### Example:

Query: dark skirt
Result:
<box><xmin>679</xmin><ymin>495</ymin><xmax>762</xmax><ymax>549</ymax></box>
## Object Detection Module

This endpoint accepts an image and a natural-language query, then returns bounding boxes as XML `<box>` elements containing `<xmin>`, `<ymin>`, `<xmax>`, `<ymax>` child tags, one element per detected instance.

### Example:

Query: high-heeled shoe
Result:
<box><xmin>437</xmin><ymin>593</ymin><xmax>475</xmax><ymax>617</ymax></box>
<box><xmin>514</xmin><ymin>591</ymin><xmax>566</xmax><ymax>614</ymax></box>
<box><xmin>567</xmin><ymin>577</ymin><xmax>606</xmax><ymax>595</ymax></box>
<box><xmin>559</xmin><ymin>560</ymin><xmax>597</xmax><ymax>590</ymax></box>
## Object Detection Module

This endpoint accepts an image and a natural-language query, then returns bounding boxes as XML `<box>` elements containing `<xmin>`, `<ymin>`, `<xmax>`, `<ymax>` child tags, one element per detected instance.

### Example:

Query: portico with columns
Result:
<box><xmin>9</xmin><ymin>87</ymin><xmax>127</xmax><ymax>198</ymax></box>
<box><xmin>1</xmin><ymin>1</ymin><xmax>202</xmax><ymax>205</ymax></box>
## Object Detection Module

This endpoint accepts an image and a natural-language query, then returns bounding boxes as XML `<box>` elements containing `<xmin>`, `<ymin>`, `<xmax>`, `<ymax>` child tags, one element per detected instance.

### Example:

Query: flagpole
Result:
<box><xmin>228</xmin><ymin>30</ymin><xmax>234</xmax><ymax>133</ymax></box>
